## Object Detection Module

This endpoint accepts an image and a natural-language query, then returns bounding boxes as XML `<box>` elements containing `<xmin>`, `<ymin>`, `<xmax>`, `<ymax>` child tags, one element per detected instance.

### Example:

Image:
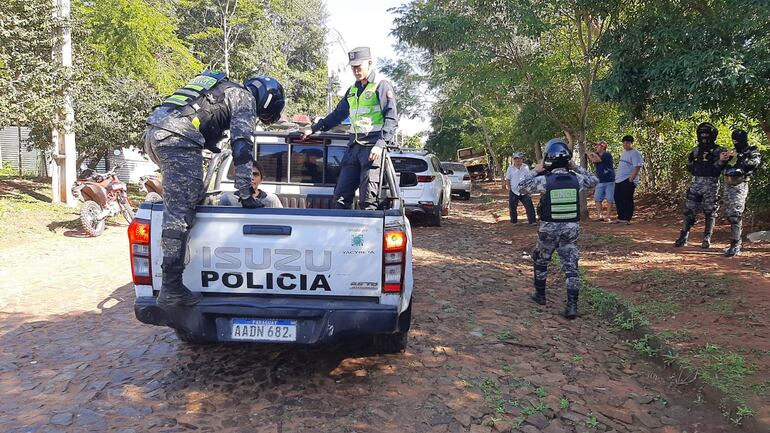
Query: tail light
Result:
<box><xmin>416</xmin><ymin>175</ymin><xmax>435</xmax><ymax>183</ymax></box>
<box><xmin>463</xmin><ymin>174</ymin><xmax>471</xmax><ymax>181</ymax></box>
<box><xmin>128</xmin><ymin>218</ymin><xmax>152</xmax><ymax>285</ymax></box>
<box><xmin>383</xmin><ymin>230</ymin><xmax>407</xmax><ymax>293</ymax></box>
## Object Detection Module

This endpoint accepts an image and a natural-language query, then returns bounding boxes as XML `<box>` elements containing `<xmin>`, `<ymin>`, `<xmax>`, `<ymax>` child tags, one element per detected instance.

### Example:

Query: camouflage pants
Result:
<box><xmin>144</xmin><ymin>127</ymin><xmax>203</xmax><ymax>266</ymax></box>
<box><xmin>724</xmin><ymin>181</ymin><xmax>749</xmax><ymax>240</ymax></box>
<box><xmin>684</xmin><ymin>176</ymin><xmax>720</xmax><ymax>217</ymax></box>
<box><xmin>533</xmin><ymin>224</ymin><xmax>580</xmax><ymax>293</ymax></box>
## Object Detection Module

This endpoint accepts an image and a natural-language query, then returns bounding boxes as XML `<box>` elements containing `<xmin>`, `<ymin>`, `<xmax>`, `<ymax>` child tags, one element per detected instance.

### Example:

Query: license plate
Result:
<box><xmin>231</xmin><ymin>319</ymin><xmax>297</xmax><ymax>342</ymax></box>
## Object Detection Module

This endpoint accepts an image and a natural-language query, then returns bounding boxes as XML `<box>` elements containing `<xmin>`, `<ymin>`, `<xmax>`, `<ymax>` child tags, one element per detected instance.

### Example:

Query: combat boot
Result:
<box><xmin>724</xmin><ymin>239</ymin><xmax>742</xmax><ymax>257</ymax></box>
<box><xmin>564</xmin><ymin>289</ymin><xmax>579</xmax><ymax>320</ymax></box>
<box><xmin>673</xmin><ymin>230</ymin><xmax>689</xmax><ymax>247</ymax></box>
<box><xmin>702</xmin><ymin>216</ymin><xmax>716</xmax><ymax>249</ymax></box>
<box><xmin>531</xmin><ymin>279</ymin><xmax>546</xmax><ymax>305</ymax></box>
<box><xmin>157</xmin><ymin>265</ymin><xmax>202</xmax><ymax>307</ymax></box>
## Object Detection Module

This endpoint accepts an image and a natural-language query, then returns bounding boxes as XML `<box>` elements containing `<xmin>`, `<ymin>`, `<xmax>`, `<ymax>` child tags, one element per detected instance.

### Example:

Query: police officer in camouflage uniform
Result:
<box><xmin>144</xmin><ymin>71</ymin><xmax>285</xmax><ymax>306</ymax></box>
<box><xmin>722</xmin><ymin>129</ymin><xmax>762</xmax><ymax>257</ymax></box>
<box><xmin>519</xmin><ymin>139</ymin><xmax>599</xmax><ymax>319</ymax></box>
<box><xmin>302</xmin><ymin>47</ymin><xmax>398</xmax><ymax>210</ymax></box>
<box><xmin>674</xmin><ymin>122</ymin><xmax>729</xmax><ymax>249</ymax></box>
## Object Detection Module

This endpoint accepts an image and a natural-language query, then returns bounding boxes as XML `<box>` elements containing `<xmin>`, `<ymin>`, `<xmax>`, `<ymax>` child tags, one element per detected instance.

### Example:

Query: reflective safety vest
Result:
<box><xmin>347</xmin><ymin>81</ymin><xmax>384</xmax><ymax>136</ymax></box>
<box><xmin>539</xmin><ymin>172</ymin><xmax>580</xmax><ymax>222</ymax></box>
<box><xmin>161</xmin><ymin>70</ymin><xmax>236</xmax><ymax>144</ymax></box>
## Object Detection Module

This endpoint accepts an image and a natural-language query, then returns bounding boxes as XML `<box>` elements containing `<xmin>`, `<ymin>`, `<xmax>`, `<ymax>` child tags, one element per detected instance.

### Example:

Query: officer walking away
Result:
<box><xmin>519</xmin><ymin>139</ymin><xmax>599</xmax><ymax>319</ymax></box>
<box><xmin>722</xmin><ymin>129</ymin><xmax>762</xmax><ymax>257</ymax></box>
<box><xmin>144</xmin><ymin>71</ymin><xmax>285</xmax><ymax>306</ymax></box>
<box><xmin>302</xmin><ymin>47</ymin><xmax>398</xmax><ymax>210</ymax></box>
<box><xmin>504</xmin><ymin>152</ymin><xmax>536</xmax><ymax>224</ymax></box>
<box><xmin>673</xmin><ymin>122</ymin><xmax>729</xmax><ymax>249</ymax></box>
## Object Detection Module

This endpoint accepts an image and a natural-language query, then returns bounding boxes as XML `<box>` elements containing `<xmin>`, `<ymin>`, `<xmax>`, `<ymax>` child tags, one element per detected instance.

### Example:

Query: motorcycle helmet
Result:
<box><xmin>244</xmin><ymin>75</ymin><xmax>285</xmax><ymax>125</ymax></box>
<box><xmin>543</xmin><ymin>138</ymin><xmax>572</xmax><ymax>169</ymax></box>
<box><xmin>696</xmin><ymin>122</ymin><xmax>718</xmax><ymax>145</ymax></box>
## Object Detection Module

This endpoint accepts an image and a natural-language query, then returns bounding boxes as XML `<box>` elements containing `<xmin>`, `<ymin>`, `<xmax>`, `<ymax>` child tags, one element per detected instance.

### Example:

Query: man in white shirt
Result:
<box><xmin>504</xmin><ymin>152</ymin><xmax>536</xmax><ymax>224</ymax></box>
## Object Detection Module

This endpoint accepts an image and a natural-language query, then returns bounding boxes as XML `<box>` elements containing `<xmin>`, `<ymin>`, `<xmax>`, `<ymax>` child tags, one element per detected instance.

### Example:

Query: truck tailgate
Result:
<box><xmin>161</xmin><ymin>208</ymin><xmax>385</xmax><ymax>297</ymax></box>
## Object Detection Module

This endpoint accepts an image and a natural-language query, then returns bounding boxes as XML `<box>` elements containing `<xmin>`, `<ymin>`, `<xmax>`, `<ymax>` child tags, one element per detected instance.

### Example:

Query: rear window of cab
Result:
<box><xmin>391</xmin><ymin>157</ymin><xmax>429</xmax><ymax>173</ymax></box>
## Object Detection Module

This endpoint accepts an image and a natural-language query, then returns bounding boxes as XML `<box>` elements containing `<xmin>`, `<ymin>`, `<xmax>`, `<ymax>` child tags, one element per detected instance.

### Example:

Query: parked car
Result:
<box><xmin>440</xmin><ymin>162</ymin><xmax>472</xmax><ymax>200</ymax></box>
<box><xmin>390</xmin><ymin>150</ymin><xmax>451</xmax><ymax>226</ymax></box>
<box><xmin>130</xmin><ymin>132</ymin><xmax>416</xmax><ymax>352</ymax></box>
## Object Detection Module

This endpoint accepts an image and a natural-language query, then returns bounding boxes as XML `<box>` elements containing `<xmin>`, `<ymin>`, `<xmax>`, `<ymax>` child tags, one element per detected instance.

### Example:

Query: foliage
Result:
<box><xmin>596</xmin><ymin>0</ymin><xmax>770</xmax><ymax>143</ymax></box>
<box><xmin>0</xmin><ymin>0</ymin><xmax>64</xmax><ymax>129</ymax></box>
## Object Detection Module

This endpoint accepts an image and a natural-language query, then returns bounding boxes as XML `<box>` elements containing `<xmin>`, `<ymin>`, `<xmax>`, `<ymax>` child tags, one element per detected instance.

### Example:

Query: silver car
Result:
<box><xmin>440</xmin><ymin>162</ymin><xmax>472</xmax><ymax>200</ymax></box>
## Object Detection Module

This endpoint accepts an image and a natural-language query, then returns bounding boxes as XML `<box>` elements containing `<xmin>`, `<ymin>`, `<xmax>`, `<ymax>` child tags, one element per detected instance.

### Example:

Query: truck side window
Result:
<box><xmin>325</xmin><ymin>146</ymin><xmax>346</xmax><ymax>185</ymax></box>
<box><xmin>290</xmin><ymin>145</ymin><xmax>324</xmax><ymax>184</ymax></box>
<box><xmin>257</xmin><ymin>144</ymin><xmax>287</xmax><ymax>182</ymax></box>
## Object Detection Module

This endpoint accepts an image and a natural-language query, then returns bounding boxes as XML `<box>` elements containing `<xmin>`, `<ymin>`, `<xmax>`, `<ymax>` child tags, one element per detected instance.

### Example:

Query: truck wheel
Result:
<box><xmin>462</xmin><ymin>191</ymin><xmax>471</xmax><ymax>200</ymax></box>
<box><xmin>373</xmin><ymin>300</ymin><xmax>412</xmax><ymax>354</ymax></box>
<box><xmin>80</xmin><ymin>200</ymin><xmax>105</xmax><ymax>237</ymax></box>
<box><xmin>428</xmin><ymin>200</ymin><xmax>442</xmax><ymax>227</ymax></box>
<box><xmin>174</xmin><ymin>329</ymin><xmax>208</xmax><ymax>345</ymax></box>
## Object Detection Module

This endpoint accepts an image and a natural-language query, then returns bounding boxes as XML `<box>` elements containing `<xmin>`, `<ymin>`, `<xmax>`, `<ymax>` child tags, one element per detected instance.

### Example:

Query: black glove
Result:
<box><xmin>240</xmin><ymin>196</ymin><xmax>265</xmax><ymax>208</ymax></box>
<box><xmin>204</xmin><ymin>142</ymin><xmax>222</xmax><ymax>154</ymax></box>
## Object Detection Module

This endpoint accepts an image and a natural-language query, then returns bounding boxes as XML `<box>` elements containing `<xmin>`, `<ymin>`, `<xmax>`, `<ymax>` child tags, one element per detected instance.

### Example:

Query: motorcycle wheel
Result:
<box><xmin>80</xmin><ymin>200</ymin><xmax>106</xmax><ymax>237</ymax></box>
<box><xmin>119</xmin><ymin>196</ymin><xmax>135</xmax><ymax>224</ymax></box>
<box><xmin>145</xmin><ymin>192</ymin><xmax>162</xmax><ymax>203</ymax></box>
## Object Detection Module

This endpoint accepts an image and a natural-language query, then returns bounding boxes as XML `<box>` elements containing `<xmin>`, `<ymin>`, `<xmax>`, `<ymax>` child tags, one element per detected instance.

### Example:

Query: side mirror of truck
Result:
<box><xmin>399</xmin><ymin>171</ymin><xmax>418</xmax><ymax>188</ymax></box>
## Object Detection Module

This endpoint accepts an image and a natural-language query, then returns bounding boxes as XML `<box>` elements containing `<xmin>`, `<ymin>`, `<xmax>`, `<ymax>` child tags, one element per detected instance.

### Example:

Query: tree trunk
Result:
<box><xmin>759</xmin><ymin>114</ymin><xmax>770</xmax><ymax>144</ymax></box>
<box><xmin>533</xmin><ymin>141</ymin><xmax>543</xmax><ymax>162</ymax></box>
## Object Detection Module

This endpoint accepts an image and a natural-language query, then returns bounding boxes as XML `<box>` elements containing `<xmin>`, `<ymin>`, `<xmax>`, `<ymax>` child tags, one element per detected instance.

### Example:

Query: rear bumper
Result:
<box><xmin>404</xmin><ymin>203</ymin><xmax>438</xmax><ymax>216</ymax></box>
<box><xmin>450</xmin><ymin>181</ymin><xmax>472</xmax><ymax>193</ymax></box>
<box><xmin>134</xmin><ymin>295</ymin><xmax>400</xmax><ymax>344</ymax></box>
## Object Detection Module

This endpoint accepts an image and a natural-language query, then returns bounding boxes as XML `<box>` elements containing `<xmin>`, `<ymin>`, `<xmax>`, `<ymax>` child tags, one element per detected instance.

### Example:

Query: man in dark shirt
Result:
<box><xmin>587</xmin><ymin>141</ymin><xmax>616</xmax><ymax>221</ymax></box>
<box><xmin>302</xmin><ymin>47</ymin><xmax>398</xmax><ymax>210</ymax></box>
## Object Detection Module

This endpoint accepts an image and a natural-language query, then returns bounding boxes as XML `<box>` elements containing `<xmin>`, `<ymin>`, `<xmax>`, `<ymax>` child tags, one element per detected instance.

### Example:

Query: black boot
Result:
<box><xmin>531</xmin><ymin>279</ymin><xmax>546</xmax><ymax>305</ymax></box>
<box><xmin>702</xmin><ymin>215</ymin><xmax>716</xmax><ymax>249</ymax></box>
<box><xmin>674</xmin><ymin>215</ymin><xmax>695</xmax><ymax>247</ymax></box>
<box><xmin>564</xmin><ymin>289</ymin><xmax>579</xmax><ymax>320</ymax></box>
<box><xmin>673</xmin><ymin>230</ymin><xmax>689</xmax><ymax>247</ymax></box>
<box><xmin>724</xmin><ymin>239</ymin><xmax>742</xmax><ymax>257</ymax></box>
<box><xmin>157</xmin><ymin>264</ymin><xmax>202</xmax><ymax>307</ymax></box>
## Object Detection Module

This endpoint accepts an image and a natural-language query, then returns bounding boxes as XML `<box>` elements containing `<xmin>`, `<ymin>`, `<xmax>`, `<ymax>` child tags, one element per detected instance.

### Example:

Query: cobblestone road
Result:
<box><xmin>0</xmin><ymin>199</ymin><xmax>739</xmax><ymax>432</ymax></box>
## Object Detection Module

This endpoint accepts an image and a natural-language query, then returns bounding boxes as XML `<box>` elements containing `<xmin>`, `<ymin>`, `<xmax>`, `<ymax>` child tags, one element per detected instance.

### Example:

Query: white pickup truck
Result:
<box><xmin>129</xmin><ymin>132</ymin><xmax>416</xmax><ymax>352</ymax></box>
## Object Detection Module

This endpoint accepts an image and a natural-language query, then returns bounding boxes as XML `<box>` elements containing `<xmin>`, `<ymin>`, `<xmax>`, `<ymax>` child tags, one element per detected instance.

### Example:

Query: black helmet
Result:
<box><xmin>696</xmin><ymin>122</ymin><xmax>718</xmax><ymax>145</ymax></box>
<box><xmin>725</xmin><ymin>167</ymin><xmax>745</xmax><ymax>177</ymax></box>
<box><xmin>244</xmin><ymin>75</ymin><xmax>285</xmax><ymax>125</ymax></box>
<box><xmin>543</xmin><ymin>138</ymin><xmax>572</xmax><ymax>169</ymax></box>
<box><xmin>731</xmin><ymin>129</ymin><xmax>748</xmax><ymax>148</ymax></box>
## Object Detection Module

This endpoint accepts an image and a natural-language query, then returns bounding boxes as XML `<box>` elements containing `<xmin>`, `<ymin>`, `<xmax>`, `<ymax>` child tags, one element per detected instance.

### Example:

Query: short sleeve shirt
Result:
<box><xmin>615</xmin><ymin>149</ymin><xmax>643</xmax><ymax>184</ymax></box>
<box><xmin>594</xmin><ymin>152</ymin><xmax>615</xmax><ymax>183</ymax></box>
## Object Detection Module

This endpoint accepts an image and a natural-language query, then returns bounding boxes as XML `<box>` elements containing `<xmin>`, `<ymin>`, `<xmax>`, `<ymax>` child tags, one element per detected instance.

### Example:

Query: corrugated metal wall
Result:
<box><xmin>0</xmin><ymin>127</ymin><xmax>46</xmax><ymax>176</ymax></box>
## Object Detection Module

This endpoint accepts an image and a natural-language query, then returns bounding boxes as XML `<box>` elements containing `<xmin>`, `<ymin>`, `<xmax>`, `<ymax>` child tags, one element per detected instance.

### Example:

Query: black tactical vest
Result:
<box><xmin>538</xmin><ymin>172</ymin><xmax>580</xmax><ymax>223</ymax></box>
<box><xmin>162</xmin><ymin>70</ymin><xmax>239</xmax><ymax>146</ymax></box>
<box><xmin>735</xmin><ymin>146</ymin><xmax>761</xmax><ymax>176</ymax></box>
<box><xmin>688</xmin><ymin>144</ymin><xmax>724</xmax><ymax>177</ymax></box>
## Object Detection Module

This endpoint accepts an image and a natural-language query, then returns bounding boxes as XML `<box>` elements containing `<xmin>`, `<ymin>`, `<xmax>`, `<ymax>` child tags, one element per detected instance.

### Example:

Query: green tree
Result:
<box><xmin>596</xmin><ymin>0</ymin><xmax>770</xmax><ymax>143</ymax></box>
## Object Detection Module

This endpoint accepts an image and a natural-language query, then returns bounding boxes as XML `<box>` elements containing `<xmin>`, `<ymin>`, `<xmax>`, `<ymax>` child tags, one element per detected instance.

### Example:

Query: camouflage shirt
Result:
<box><xmin>146</xmin><ymin>84</ymin><xmax>257</xmax><ymax>150</ymax></box>
<box><xmin>519</xmin><ymin>167</ymin><xmax>599</xmax><ymax>231</ymax></box>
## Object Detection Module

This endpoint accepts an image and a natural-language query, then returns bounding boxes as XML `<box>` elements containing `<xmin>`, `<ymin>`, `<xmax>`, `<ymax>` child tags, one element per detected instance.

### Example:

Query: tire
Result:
<box><xmin>80</xmin><ymin>200</ymin><xmax>105</xmax><ymax>237</ymax></box>
<box><xmin>145</xmin><ymin>192</ymin><xmax>163</xmax><ymax>203</ymax></box>
<box><xmin>372</xmin><ymin>301</ymin><xmax>412</xmax><ymax>354</ymax></box>
<box><xmin>174</xmin><ymin>329</ymin><xmax>209</xmax><ymax>345</ymax></box>
<box><xmin>427</xmin><ymin>199</ymin><xmax>442</xmax><ymax>227</ymax></box>
<box><xmin>462</xmin><ymin>192</ymin><xmax>471</xmax><ymax>201</ymax></box>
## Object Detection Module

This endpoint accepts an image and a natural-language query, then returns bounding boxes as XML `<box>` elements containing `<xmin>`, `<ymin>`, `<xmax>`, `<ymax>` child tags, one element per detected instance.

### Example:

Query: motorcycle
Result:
<box><xmin>139</xmin><ymin>173</ymin><xmax>163</xmax><ymax>202</ymax></box>
<box><xmin>71</xmin><ymin>164</ymin><xmax>135</xmax><ymax>237</ymax></box>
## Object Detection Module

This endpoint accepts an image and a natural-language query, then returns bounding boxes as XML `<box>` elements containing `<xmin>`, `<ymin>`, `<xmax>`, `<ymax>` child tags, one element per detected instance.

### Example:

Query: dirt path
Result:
<box><xmin>0</xmin><ymin>196</ymin><xmax>743</xmax><ymax>432</ymax></box>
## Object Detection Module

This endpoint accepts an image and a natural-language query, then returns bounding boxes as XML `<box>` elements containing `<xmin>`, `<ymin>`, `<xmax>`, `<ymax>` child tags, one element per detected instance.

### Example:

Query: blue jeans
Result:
<box><xmin>333</xmin><ymin>144</ymin><xmax>382</xmax><ymax>210</ymax></box>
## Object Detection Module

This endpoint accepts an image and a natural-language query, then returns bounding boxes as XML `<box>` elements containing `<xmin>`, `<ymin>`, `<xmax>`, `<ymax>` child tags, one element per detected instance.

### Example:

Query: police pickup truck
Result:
<box><xmin>129</xmin><ymin>132</ymin><xmax>416</xmax><ymax>352</ymax></box>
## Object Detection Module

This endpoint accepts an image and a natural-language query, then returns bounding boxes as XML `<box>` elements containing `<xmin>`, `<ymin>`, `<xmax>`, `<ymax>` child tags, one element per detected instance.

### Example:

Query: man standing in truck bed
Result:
<box><xmin>303</xmin><ymin>47</ymin><xmax>399</xmax><ymax>210</ymax></box>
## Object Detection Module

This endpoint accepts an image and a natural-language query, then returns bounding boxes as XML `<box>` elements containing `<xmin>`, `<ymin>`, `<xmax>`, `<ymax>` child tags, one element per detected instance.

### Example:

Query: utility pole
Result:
<box><xmin>326</xmin><ymin>71</ymin><xmax>339</xmax><ymax>114</ymax></box>
<box><xmin>51</xmin><ymin>0</ymin><xmax>76</xmax><ymax>206</ymax></box>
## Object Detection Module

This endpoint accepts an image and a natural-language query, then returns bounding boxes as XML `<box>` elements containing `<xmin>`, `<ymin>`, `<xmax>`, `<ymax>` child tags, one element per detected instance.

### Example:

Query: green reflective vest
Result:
<box><xmin>347</xmin><ymin>81</ymin><xmax>384</xmax><ymax>136</ymax></box>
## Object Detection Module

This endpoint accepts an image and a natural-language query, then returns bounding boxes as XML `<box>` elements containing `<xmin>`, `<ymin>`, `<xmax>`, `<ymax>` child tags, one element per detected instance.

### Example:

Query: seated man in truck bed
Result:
<box><xmin>219</xmin><ymin>161</ymin><xmax>282</xmax><ymax>208</ymax></box>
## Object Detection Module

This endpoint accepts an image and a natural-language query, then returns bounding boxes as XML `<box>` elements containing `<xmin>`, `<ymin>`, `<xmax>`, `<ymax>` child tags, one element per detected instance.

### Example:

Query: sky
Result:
<box><xmin>324</xmin><ymin>0</ymin><xmax>429</xmax><ymax>136</ymax></box>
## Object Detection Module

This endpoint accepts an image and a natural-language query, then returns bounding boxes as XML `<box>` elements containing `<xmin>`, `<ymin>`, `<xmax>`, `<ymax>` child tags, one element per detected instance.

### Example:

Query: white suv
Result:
<box><xmin>391</xmin><ymin>150</ymin><xmax>451</xmax><ymax>226</ymax></box>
